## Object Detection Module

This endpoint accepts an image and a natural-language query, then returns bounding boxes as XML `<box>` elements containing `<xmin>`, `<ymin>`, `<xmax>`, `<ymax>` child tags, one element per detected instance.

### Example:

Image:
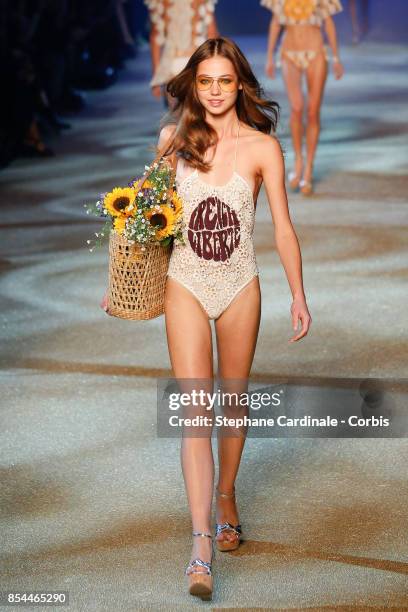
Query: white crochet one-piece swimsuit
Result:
<box><xmin>167</xmin><ymin>123</ymin><xmax>259</xmax><ymax>320</ymax></box>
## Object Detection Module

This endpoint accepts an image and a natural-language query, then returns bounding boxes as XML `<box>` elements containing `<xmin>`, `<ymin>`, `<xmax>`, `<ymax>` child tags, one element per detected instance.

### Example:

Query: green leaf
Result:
<box><xmin>160</xmin><ymin>236</ymin><xmax>172</xmax><ymax>247</ymax></box>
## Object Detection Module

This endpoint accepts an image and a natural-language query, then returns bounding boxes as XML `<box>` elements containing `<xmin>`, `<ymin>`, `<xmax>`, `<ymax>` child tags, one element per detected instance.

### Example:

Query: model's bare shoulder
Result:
<box><xmin>242</xmin><ymin>128</ymin><xmax>280</xmax><ymax>148</ymax></box>
<box><xmin>158</xmin><ymin>123</ymin><xmax>177</xmax><ymax>147</ymax></box>
<box><xmin>237</xmin><ymin>127</ymin><xmax>283</xmax><ymax>180</ymax></box>
<box><xmin>258</xmin><ymin>131</ymin><xmax>282</xmax><ymax>152</ymax></box>
<box><xmin>250</xmin><ymin>132</ymin><xmax>284</xmax><ymax>171</ymax></box>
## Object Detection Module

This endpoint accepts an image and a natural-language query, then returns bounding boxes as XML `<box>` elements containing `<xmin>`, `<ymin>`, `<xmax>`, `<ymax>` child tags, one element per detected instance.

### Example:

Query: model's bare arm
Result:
<box><xmin>265</xmin><ymin>16</ymin><xmax>282</xmax><ymax>78</ymax></box>
<box><xmin>259</xmin><ymin>136</ymin><xmax>312</xmax><ymax>341</ymax></box>
<box><xmin>157</xmin><ymin>124</ymin><xmax>177</xmax><ymax>153</ymax></box>
<box><xmin>207</xmin><ymin>14</ymin><xmax>220</xmax><ymax>38</ymax></box>
<box><xmin>323</xmin><ymin>16</ymin><xmax>344</xmax><ymax>80</ymax></box>
<box><xmin>148</xmin><ymin>17</ymin><xmax>163</xmax><ymax>97</ymax></box>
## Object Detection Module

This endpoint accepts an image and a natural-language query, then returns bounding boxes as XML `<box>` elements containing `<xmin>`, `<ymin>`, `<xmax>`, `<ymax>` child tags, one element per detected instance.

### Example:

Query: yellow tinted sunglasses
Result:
<box><xmin>196</xmin><ymin>76</ymin><xmax>238</xmax><ymax>93</ymax></box>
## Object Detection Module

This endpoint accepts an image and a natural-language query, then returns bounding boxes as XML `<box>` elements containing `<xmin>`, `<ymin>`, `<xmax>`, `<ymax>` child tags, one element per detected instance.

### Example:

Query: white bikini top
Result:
<box><xmin>260</xmin><ymin>0</ymin><xmax>343</xmax><ymax>26</ymax></box>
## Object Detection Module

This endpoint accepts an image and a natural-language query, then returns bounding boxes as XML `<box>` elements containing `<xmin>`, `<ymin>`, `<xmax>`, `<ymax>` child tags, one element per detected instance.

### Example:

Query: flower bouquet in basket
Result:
<box><xmin>84</xmin><ymin>155</ymin><xmax>186</xmax><ymax>320</ymax></box>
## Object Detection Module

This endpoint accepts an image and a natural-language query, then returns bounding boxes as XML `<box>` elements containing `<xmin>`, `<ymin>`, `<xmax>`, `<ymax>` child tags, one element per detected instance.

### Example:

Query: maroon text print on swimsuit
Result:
<box><xmin>188</xmin><ymin>196</ymin><xmax>241</xmax><ymax>262</ymax></box>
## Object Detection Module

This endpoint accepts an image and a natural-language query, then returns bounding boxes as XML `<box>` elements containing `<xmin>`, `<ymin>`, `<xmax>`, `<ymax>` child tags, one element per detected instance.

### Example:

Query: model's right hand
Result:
<box><xmin>151</xmin><ymin>85</ymin><xmax>162</xmax><ymax>98</ymax></box>
<box><xmin>265</xmin><ymin>59</ymin><xmax>276</xmax><ymax>79</ymax></box>
<box><xmin>289</xmin><ymin>296</ymin><xmax>312</xmax><ymax>343</ymax></box>
<box><xmin>100</xmin><ymin>290</ymin><xmax>110</xmax><ymax>314</ymax></box>
<box><xmin>332</xmin><ymin>59</ymin><xmax>345</xmax><ymax>80</ymax></box>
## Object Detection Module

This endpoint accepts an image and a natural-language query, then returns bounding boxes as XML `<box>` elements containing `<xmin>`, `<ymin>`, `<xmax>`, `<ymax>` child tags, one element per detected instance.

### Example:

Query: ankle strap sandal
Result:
<box><xmin>185</xmin><ymin>532</ymin><xmax>214</xmax><ymax>601</ymax></box>
<box><xmin>185</xmin><ymin>533</ymin><xmax>213</xmax><ymax>576</ymax></box>
<box><xmin>215</xmin><ymin>487</ymin><xmax>243</xmax><ymax>552</ymax></box>
<box><xmin>299</xmin><ymin>178</ymin><xmax>314</xmax><ymax>196</ymax></box>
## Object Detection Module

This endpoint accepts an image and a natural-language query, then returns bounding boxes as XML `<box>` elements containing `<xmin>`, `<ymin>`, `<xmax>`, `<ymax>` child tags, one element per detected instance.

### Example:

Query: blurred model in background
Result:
<box><xmin>349</xmin><ymin>0</ymin><xmax>370</xmax><ymax>45</ymax></box>
<box><xmin>262</xmin><ymin>0</ymin><xmax>344</xmax><ymax>195</ymax></box>
<box><xmin>144</xmin><ymin>0</ymin><xmax>219</xmax><ymax>104</ymax></box>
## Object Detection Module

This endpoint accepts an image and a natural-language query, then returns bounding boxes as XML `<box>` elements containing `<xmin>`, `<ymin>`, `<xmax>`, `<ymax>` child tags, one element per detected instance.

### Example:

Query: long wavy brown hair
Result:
<box><xmin>158</xmin><ymin>37</ymin><xmax>280</xmax><ymax>172</ymax></box>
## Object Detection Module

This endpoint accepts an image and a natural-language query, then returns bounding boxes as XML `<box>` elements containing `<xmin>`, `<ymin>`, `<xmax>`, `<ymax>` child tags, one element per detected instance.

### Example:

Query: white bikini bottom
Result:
<box><xmin>277</xmin><ymin>44</ymin><xmax>329</xmax><ymax>70</ymax></box>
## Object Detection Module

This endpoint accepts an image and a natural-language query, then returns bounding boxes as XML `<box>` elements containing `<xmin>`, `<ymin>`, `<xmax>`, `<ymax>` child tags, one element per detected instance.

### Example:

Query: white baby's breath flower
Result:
<box><xmin>86</xmin><ymin>240</ymin><xmax>91</xmax><ymax>244</ymax></box>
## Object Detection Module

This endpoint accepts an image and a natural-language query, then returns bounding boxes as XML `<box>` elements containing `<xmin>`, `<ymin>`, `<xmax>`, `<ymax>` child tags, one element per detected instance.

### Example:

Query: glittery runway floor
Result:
<box><xmin>1</xmin><ymin>37</ymin><xmax>407</xmax><ymax>610</ymax></box>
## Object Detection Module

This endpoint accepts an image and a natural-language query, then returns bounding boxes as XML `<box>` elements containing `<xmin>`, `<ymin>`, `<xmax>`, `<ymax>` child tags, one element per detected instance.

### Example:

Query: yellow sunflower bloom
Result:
<box><xmin>283</xmin><ymin>0</ymin><xmax>316</xmax><ymax>21</ymax></box>
<box><xmin>144</xmin><ymin>205</ymin><xmax>176</xmax><ymax>240</ymax></box>
<box><xmin>130</xmin><ymin>178</ymin><xmax>154</xmax><ymax>191</ymax></box>
<box><xmin>104</xmin><ymin>187</ymin><xmax>136</xmax><ymax>217</ymax></box>
<box><xmin>140</xmin><ymin>179</ymin><xmax>154</xmax><ymax>189</ymax></box>
<box><xmin>113</xmin><ymin>216</ymin><xmax>127</xmax><ymax>234</ymax></box>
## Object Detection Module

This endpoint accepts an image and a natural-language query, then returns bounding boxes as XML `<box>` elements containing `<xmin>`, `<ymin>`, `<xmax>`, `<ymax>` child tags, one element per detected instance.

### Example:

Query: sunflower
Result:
<box><xmin>140</xmin><ymin>179</ymin><xmax>154</xmax><ymax>189</ymax></box>
<box><xmin>144</xmin><ymin>205</ymin><xmax>176</xmax><ymax>240</ymax></box>
<box><xmin>283</xmin><ymin>0</ymin><xmax>316</xmax><ymax>21</ymax></box>
<box><xmin>129</xmin><ymin>178</ymin><xmax>141</xmax><ymax>190</ymax></box>
<box><xmin>104</xmin><ymin>187</ymin><xmax>136</xmax><ymax>217</ymax></box>
<box><xmin>170</xmin><ymin>191</ymin><xmax>183</xmax><ymax>217</ymax></box>
<box><xmin>113</xmin><ymin>215</ymin><xmax>127</xmax><ymax>234</ymax></box>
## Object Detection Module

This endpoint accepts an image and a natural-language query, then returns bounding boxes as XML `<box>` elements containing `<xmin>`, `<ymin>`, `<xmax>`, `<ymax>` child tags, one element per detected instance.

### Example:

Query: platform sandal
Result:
<box><xmin>185</xmin><ymin>531</ymin><xmax>214</xmax><ymax>601</ymax></box>
<box><xmin>215</xmin><ymin>486</ymin><xmax>242</xmax><ymax>552</ymax></box>
<box><xmin>288</xmin><ymin>170</ymin><xmax>301</xmax><ymax>191</ymax></box>
<box><xmin>299</xmin><ymin>178</ymin><xmax>314</xmax><ymax>196</ymax></box>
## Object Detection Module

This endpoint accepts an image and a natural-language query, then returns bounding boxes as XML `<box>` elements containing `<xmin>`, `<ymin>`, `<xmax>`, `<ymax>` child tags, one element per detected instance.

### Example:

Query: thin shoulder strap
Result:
<box><xmin>233</xmin><ymin>121</ymin><xmax>240</xmax><ymax>172</ymax></box>
<box><xmin>175</xmin><ymin>153</ymin><xmax>186</xmax><ymax>182</ymax></box>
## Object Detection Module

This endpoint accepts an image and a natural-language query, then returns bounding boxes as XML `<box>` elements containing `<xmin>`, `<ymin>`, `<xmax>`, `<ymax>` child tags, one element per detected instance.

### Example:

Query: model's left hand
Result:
<box><xmin>151</xmin><ymin>85</ymin><xmax>162</xmax><ymax>98</ymax></box>
<box><xmin>333</xmin><ymin>59</ymin><xmax>344</xmax><ymax>80</ymax></box>
<box><xmin>100</xmin><ymin>289</ymin><xmax>111</xmax><ymax>315</ymax></box>
<box><xmin>289</xmin><ymin>296</ymin><xmax>312</xmax><ymax>342</ymax></box>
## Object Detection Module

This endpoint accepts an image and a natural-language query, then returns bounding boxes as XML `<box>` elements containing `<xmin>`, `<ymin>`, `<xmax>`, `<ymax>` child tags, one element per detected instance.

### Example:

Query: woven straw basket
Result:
<box><xmin>107</xmin><ymin>230</ymin><xmax>172</xmax><ymax>320</ymax></box>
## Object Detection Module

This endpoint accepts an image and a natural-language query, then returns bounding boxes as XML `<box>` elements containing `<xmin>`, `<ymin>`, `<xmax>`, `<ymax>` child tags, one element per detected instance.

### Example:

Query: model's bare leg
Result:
<box><xmin>349</xmin><ymin>0</ymin><xmax>361</xmax><ymax>44</ymax></box>
<box><xmin>165</xmin><ymin>277</ymin><xmax>215</xmax><ymax>566</ymax></box>
<box><xmin>281</xmin><ymin>57</ymin><xmax>304</xmax><ymax>181</ymax></box>
<box><xmin>303</xmin><ymin>52</ymin><xmax>328</xmax><ymax>184</ymax></box>
<box><xmin>214</xmin><ymin>276</ymin><xmax>261</xmax><ymax>544</ymax></box>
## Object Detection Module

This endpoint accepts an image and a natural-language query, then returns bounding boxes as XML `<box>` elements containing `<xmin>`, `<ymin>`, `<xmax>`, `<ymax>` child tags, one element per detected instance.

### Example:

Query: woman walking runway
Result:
<box><xmin>262</xmin><ymin>0</ymin><xmax>345</xmax><ymax>195</ymax></box>
<box><xmin>157</xmin><ymin>36</ymin><xmax>312</xmax><ymax>599</ymax></box>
